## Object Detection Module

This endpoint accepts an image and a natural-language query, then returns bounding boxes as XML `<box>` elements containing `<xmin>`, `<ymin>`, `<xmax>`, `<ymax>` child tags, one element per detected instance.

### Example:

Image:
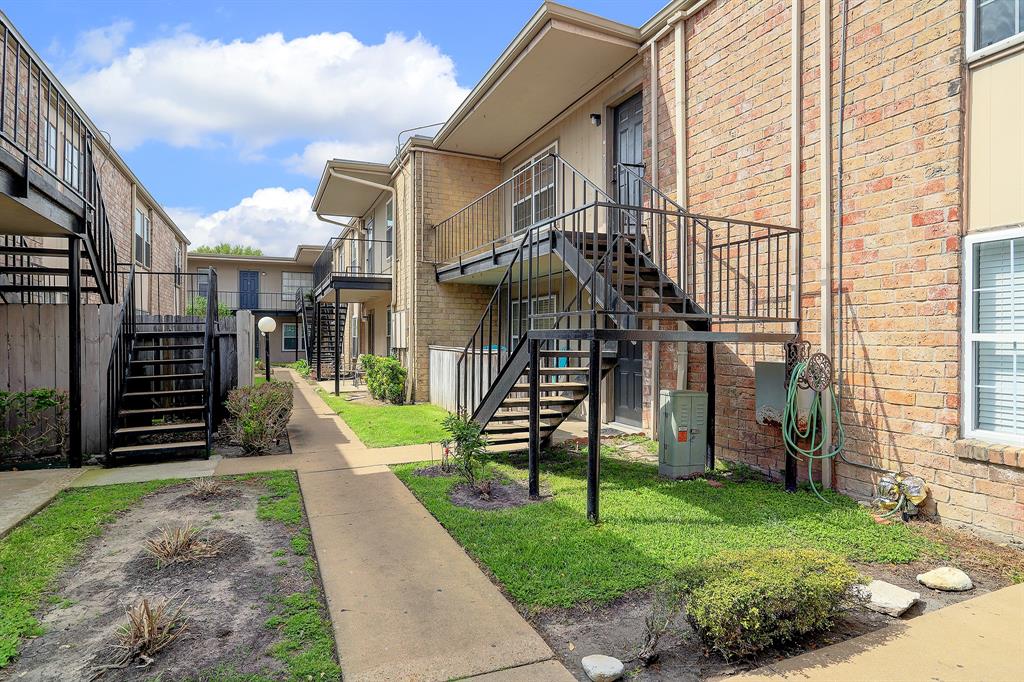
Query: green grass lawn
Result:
<box><xmin>394</xmin><ymin>449</ymin><xmax>944</xmax><ymax>609</ymax></box>
<box><xmin>317</xmin><ymin>390</ymin><xmax>447</xmax><ymax>447</ymax></box>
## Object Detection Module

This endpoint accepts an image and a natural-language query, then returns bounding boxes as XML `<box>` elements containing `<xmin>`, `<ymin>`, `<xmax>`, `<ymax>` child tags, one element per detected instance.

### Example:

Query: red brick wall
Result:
<box><xmin>638</xmin><ymin>0</ymin><xmax>1024</xmax><ymax>540</ymax></box>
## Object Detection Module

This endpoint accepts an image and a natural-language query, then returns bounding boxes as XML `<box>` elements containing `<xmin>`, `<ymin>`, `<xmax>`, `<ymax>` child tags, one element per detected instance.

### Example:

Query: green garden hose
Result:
<box><xmin>781</xmin><ymin>361</ymin><xmax>846</xmax><ymax>502</ymax></box>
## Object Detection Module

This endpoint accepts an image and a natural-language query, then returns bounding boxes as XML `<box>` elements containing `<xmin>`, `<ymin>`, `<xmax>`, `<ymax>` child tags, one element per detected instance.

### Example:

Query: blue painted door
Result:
<box><xmin>239</xmin><ymin>270</ymin><xmax>259</xmax><ymax>309</ymax></box>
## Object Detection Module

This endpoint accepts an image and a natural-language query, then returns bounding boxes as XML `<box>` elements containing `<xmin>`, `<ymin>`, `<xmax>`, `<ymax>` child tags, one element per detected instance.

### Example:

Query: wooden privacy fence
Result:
<box><xmin>1</xmin><ymin>304</ymin><xmax>253</xmax><ymax>457</ymax></box>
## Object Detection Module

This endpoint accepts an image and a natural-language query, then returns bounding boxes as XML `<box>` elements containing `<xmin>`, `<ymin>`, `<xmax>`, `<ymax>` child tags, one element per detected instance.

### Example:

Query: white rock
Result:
<box><xmin>581</xmin><ymin>654</ymin><xmax>624</xmax><ymax>682</ymax></box>
<box><xmin>917</xmin><ymin>566</ymin><xmax>973</xmax><ymax>592</ymax></box>
<box><xmin>865</xmin><ymin>579</ymin><xmax>920</xmax><ymax>617</ymax></box>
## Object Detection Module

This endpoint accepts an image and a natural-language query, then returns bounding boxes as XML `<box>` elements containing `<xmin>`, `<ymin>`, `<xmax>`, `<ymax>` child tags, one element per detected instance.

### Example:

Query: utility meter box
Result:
<box><xmin>658</xmin><ymin>389</ymin><xmax>708</xmax><ymax>479</ymax></box>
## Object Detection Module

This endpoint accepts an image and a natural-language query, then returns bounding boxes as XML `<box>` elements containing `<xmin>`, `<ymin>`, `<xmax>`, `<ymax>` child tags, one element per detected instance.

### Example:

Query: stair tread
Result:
<box><xmin>490</xmin><ymin>409</ymin><xmax>567</xmax><ymax>420</ymax></box>
<box><xmin>501</xmin><ymin>396</ymin><xmax>577</xmax><ymax>406</ymax></box>
<box><xmin>123</xmin><ymin>388</ymin><xmax>204</xmax><ymax>397</ymax></box>
<box><xmin>511</xmin><ymin>382</ymin><xmax>588</xmax><ymax>391</ymax></box>
<box><xmin>130</xmin><ymin>358</ymin><xmax>201</xmax><ymax>364</ymax></box>
<box><xmin>134</xmin><ymin>344</ymin><xmax>204</xmax><ymax>351</ymax></box>
<box><xmin>119</xmin><ymin>405</ymin><xmax>205</xmax><ymax>416</ymax></box>
<box><xmin>135</xmin><ymin>331</ymin><xmax>205</xmax><ymax>337</ymax></box>
<box><xmin>483</xmin><ymin>422</ymin><xmax>557</xmax><ymax>433</ymax></box>
<box><xmin>127</xmin><ymin>373</ymin><xmax>204</xmax><ymax>380</ymax></box>
<box><xmin>116</xmin><ymin>421</ymin><xmax>206</xmax><ymax>435</ymax></box>
<box><xmin>110</xmin><ymin>440</ymin><xmax>206</xmax><ymax>454</ymax></box>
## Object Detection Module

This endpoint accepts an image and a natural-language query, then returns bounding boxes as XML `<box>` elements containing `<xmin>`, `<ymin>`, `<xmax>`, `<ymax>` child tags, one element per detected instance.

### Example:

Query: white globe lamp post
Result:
<box><xmin>258</xmin><ymin>316</ymin><xmax>277</xmax><ymax>382</ymax></box>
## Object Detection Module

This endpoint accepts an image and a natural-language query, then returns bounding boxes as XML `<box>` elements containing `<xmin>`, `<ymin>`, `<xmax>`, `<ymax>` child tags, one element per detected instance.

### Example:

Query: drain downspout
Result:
<box><xmin>675</xmin><ymin>18</ymin><xmax>689</xmax><ymax>392</ymax></box>
<box><xmin>650</xmin><ymin>34</ymin><xmax>661</xmax><ymax>438</ymax></box>
<box><xmin>818</xmin><ymin>0</ymin><xmax>834</xmax><ymax>489</ymax></box>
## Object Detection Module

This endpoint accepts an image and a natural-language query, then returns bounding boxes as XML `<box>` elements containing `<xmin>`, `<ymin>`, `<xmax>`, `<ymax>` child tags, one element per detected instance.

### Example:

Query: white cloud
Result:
<box><xmin>170</xmin><ymin>187</ymin><xmax>339</xmax><ymax>257</ymax></box>
<box><xmin>285</xmin><ymin>139</ymin><xmax>396</xmax><ymax>177</ymax></box>
<box><xmin>72</xmin><ymin>20</ymin><xmax>134</xmax><ymax>65</ymax></box>
<box><xmin>66</xmin><ymin>29</ymin><xmax>468</xmax><ymax>160</ymax></box>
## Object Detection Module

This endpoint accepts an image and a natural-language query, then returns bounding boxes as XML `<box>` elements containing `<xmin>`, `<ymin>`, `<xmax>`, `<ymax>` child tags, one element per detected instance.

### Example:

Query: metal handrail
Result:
<box><xmin>0</xmin><ymin>19</ymin><xmax>119</xmax><ymax>303</ymax></box>
<box><xmin>312</xmin><ymin>236</ymin><xmax>393</xmax><ymax>293</ymax></box>
<box><xmin>432</xmin><ymin>152</ymin><xmax>614</xmax><ymax>265</ymax></box>
<box><xmin>202</xmin><ymin>268</ymin><xmax>219</xmax><ymax>455</ymax></box>
<box><xmin>454</xmin><ymin>197</ymin><xmax>801</xmax><ymax>417</ymax></box>
<box><xmin>105</xmin><ymin>263</ymin><xmax>136</xmax><ymax>454</ymax></box>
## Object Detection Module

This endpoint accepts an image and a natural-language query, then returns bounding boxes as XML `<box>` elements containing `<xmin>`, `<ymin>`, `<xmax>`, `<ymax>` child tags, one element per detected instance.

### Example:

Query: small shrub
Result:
<box><xmin>290</xmin><ymin>359</ymin><xmax>311</xmax><ymax>378</ymax></box>
<box><xmin>224</xmin><ymin>381</ymin><xmax>293</xmax><ymax>454</ymax></box>
<box><xmin>190</xmin><ymin>477</ymin><xmax>224</xmax><ymax>498</ymax></box>
<box><xmin>679</xmin><ymin>549</ymin><xmax>862</xmax><ymax>659</ymax></box>
<box><xmin>441</xmin><ymin>412</ymin><xmax>489</xmax><ymax>493</ymax></box>
<box><xmin>0</xmin><ymin>388</ymin><xmax>69</xmax><ymax>460</ymax></box>
<box><xmin>145</xmin><ymin>521</ymin><xmax>224</xmax><ymax>567</ymax></box>
<box><xmin>359</xmin><ymin>354</ymin><xmax>406</xmax><ymax>404</ymax></box>
<box><xmin>95</xmin><ymin>596</ymin><xmax>190</xmax><ymax>675</ymax></box>
<box><xmin>184</xmin><ymin>295</ymin><xmax>231</xmax><ymax>318</ymax></box>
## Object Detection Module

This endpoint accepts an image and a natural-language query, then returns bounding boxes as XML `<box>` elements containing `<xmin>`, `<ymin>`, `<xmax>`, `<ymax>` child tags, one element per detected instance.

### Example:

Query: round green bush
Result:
<box><xmin>359</xmin><ymin>354</ymin><xmax>406</xmax><ymax>404</ymax></box>
<box><xmin>680</xmin><ymin>548</ymin><xmax>862</xmax><ymax>659</ymax></box>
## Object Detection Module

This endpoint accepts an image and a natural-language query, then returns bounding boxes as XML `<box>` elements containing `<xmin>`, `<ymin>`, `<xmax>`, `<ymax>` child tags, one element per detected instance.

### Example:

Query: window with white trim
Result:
<box><xmin>282</xmin><ymin>322</ymin><xmax>305</xmax><ymax>352</ymax></box>
<box><xmin>174</xmin><ymin>243</ymin><xmax>183</xmax><ymax>285</ymax></box>
<box><xmin>134</xmin><ymin>207</ymin><xmax>152</xmax><ymax>268</ymax></box>
<box><xmin>45</xmin><ymin>123</ymin><xmax>58</xmax><ymax>173</ymax></box>
<box><xmin>964</xmin><ymin>227</ymin><xmax>1024</xmax><ymax>443</ymax></box>
<box><xmin>969</xmin><ymin>0</ymin><xmax>1024</xmax><ymax>57</ymax></box>
<box><xmin>511</xmin><ymin>144</ymin><xmax>557</xmax><ymax>233</ymax></box>
<box><xmin>282</xmin><ymin>271</ymin><xmax>313</xmax><ymax>295</ymax></box>
<box><xmin>385</xmin><ymin>199</ymin><xmax>394</xmax><ymax>261</ymax></box>
<box><xmin>510</xmin><ymin>294</ymin><xmax>557</xmax><ymax>347</ymax></box>
<box><xmin>63</xmin><ymin>139</ymin><xmax>80</xmax><ymax>189</ymax></box>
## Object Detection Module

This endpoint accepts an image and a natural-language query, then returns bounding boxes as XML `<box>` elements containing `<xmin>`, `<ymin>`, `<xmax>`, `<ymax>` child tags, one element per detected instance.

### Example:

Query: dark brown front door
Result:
<box><xmin>613</xmin><ymin>93</ymin><xmax>644</xmax><ymax>426</ymax></box>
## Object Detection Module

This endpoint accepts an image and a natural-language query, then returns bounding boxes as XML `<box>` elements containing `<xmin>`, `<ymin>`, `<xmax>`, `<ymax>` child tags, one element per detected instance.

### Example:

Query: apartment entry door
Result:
<box><xmin>613</xmin><ymin>93</ymin><xmax>644</xmax><ymax>231</ymax></box>
<box><xmin>613</xmin><ymin>93</ymin><xmax>644</xmax><ymax>427</ymax></box>
<box><xmin>239</xmin><ymin>270</ymin><xmax>259</xmax><ymax>310</ymax></box>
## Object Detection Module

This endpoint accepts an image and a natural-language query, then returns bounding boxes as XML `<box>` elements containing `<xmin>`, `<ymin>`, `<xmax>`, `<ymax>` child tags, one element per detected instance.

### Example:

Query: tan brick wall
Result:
<box><xmin>406</xmin><ymin>150</ymin><xmax>501</xmax><ymax>403</ymax></box>
<box><xmin>634</xmin><ymin>0</ymin><xmax>1024</xmax><ymax>540</ymax></box>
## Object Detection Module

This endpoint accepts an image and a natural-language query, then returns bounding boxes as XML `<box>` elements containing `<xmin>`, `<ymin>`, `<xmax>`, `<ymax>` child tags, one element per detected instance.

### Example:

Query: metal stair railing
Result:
<box><xmin>105</xmin><ymin>263</ymin><xmax>137</xmax><ymax>454</ymax></box>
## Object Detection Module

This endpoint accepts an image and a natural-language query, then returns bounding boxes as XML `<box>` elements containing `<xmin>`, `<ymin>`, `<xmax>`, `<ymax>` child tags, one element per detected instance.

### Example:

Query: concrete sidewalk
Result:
<box><xmin>0</xmin><ymin>468</ymin><xmax>82</xmax><ymax>537</ymax></box>
<box><xmin>221</xmin><ymin>370</ymin><xmax>572</xmax><ymax>681</ymax></box>
<box><xmin>727</xmin><ymin>582</ymin><xmax>1024</xmax><ymax>682</ymax></box>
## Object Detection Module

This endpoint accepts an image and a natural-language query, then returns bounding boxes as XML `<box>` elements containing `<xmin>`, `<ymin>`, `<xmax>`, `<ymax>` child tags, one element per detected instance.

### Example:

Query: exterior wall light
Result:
<box><xmin>590</xmin><ymin>113</ymin><xmax>602</xmax><ymax>127</ymax></box>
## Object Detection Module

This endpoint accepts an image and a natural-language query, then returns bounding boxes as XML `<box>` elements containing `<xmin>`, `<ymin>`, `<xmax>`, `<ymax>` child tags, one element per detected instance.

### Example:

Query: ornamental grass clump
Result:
<box><xmin>680</xmin><ymin>548</ymin><xmax>863</xmax><ymax>659</ymax></box>
<box><xmin>225</xmin><ymin>381</ymin><xmax>293</xmax><ymax>454</ymax></box>
<box><xmin>145</xmin><ymin>521</ymin><xmax>224</xmax><ymax>567</ymax></box>
<box><xmin>359</xmin><ymin>354</ymin><xmax>407</xmax><ymax>404</ymax></box>
<box><xmin>91</xmin><ymin>596</ymin><xmax>189</xmax><ymax>678</ymax></box>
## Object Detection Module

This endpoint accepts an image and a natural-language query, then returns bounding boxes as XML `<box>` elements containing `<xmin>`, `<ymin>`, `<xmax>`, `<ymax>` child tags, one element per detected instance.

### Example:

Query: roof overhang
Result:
<box><xmin>433</xmin><ymin>2</ymin><xmax>640</xmax><ymax>158</ymax></box>
<box><xmin>312</xmin><ymin>159</ymin><xmax>393</xmax><ymax>219</ymax></box>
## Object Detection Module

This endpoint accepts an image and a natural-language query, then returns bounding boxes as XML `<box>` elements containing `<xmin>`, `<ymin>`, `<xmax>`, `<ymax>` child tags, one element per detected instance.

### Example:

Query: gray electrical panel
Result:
<box><xmin>658</xmin><ymin>389</ymin><xmax>708</xmax><ymax>479</ymax></box>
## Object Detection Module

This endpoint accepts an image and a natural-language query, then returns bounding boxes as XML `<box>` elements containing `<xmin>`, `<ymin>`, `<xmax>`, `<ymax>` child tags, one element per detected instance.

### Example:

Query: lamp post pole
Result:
<box><xmin>257</xmin><ymin>316</ymin><xmax>278</xmax><ymax>383</ymax></box>
<box><xmin>265</xmin><ymin>332</ymin><xmax>271</xmax><ymax>382</ymax></box>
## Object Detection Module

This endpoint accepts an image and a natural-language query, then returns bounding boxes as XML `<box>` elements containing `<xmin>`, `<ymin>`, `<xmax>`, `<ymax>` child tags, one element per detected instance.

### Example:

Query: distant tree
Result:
<box><xmin>193</xmin><ymin>243</ymin><xmax>263</xmax><ymax>256</ymax></box>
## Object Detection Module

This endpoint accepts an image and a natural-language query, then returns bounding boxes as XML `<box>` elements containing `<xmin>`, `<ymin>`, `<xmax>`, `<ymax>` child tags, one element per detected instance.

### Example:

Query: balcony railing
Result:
<box><xmin>204</xmin><ymin>290</ymin><xmax>298</xmax><ymax>312</ymax></box>
<box><xmin>313</xmin><ymin>236</ymin><xmax>393</xmax><ymax>292</ymax></box>
<box><xmin>1</xmin><ymin>17</ymin><xmax>118</xmax><ymax>302</ymax></box>
<box><xmin>431</xmin><ymin>152</ymin><xmax>611</xmax><ymax>266</ymax></box>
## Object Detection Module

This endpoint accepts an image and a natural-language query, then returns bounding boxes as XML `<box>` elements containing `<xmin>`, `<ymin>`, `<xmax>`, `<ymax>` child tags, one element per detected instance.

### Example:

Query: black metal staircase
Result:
<box><xmin>299</xmin><ymin>295</ymin><xmax>348</xmax><ymax>381</ymax></box>
<box><xmin>106</xmin><ymin>269</ymin><xmax>220</xmax><ymax>464</ymax></box>
<box><xmin>445</xmin><ymin>156</ymin><xmax>801</xmax><ymax>519</ymax></box>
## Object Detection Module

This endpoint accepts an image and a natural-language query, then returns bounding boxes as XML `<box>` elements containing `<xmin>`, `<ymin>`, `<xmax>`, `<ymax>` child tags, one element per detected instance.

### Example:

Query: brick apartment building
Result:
<box><xmin>304</xmin><ymin>0</ymin><xmax>1024</xmax><ymax>542</ymax></box>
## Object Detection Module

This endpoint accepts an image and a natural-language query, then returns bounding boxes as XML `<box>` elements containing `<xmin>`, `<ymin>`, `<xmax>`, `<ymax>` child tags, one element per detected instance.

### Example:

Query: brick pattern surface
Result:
<box><xmin>633</xmin><ymin>0</ymin><xmax>1023</xmax><ymax>541</ymax></box>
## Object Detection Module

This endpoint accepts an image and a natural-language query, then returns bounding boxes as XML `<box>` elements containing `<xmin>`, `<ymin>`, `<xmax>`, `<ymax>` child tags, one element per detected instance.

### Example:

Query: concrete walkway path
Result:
<box><xmin>217</xmin><ymin>369</ymin><xmax>573</xmax><ymax>681</ymax></box>
<box><xmin>0</xmin><ymin>468</ymin><xmax>82</xmax><ymax>537</ymax></box>
<box><xmin>726</xmin><ymin>582</ymin><xmax>1024</xmax><ymax>682</ymax></box>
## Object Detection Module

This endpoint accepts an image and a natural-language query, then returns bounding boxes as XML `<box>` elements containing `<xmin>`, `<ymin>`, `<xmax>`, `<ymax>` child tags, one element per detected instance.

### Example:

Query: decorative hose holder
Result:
<box><xmin>874</xmin><ymin>473</ymin><xmax>929</xmax><ymax>521</ymax></box>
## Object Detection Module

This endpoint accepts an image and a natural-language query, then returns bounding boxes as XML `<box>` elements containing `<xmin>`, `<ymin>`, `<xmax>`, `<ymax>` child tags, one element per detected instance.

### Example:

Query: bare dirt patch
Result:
<box><xmin>3</xmin><ymin>480</ymin><xmax>314</xmax><ymax>681</ymax></box>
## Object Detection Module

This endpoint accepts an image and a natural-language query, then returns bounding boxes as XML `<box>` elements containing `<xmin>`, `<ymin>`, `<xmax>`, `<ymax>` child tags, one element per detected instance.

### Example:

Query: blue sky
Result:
<box><xmin>4</xmin><ymin>0</ymin><xmax>665</xmax><ymax>254</ymax></box>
